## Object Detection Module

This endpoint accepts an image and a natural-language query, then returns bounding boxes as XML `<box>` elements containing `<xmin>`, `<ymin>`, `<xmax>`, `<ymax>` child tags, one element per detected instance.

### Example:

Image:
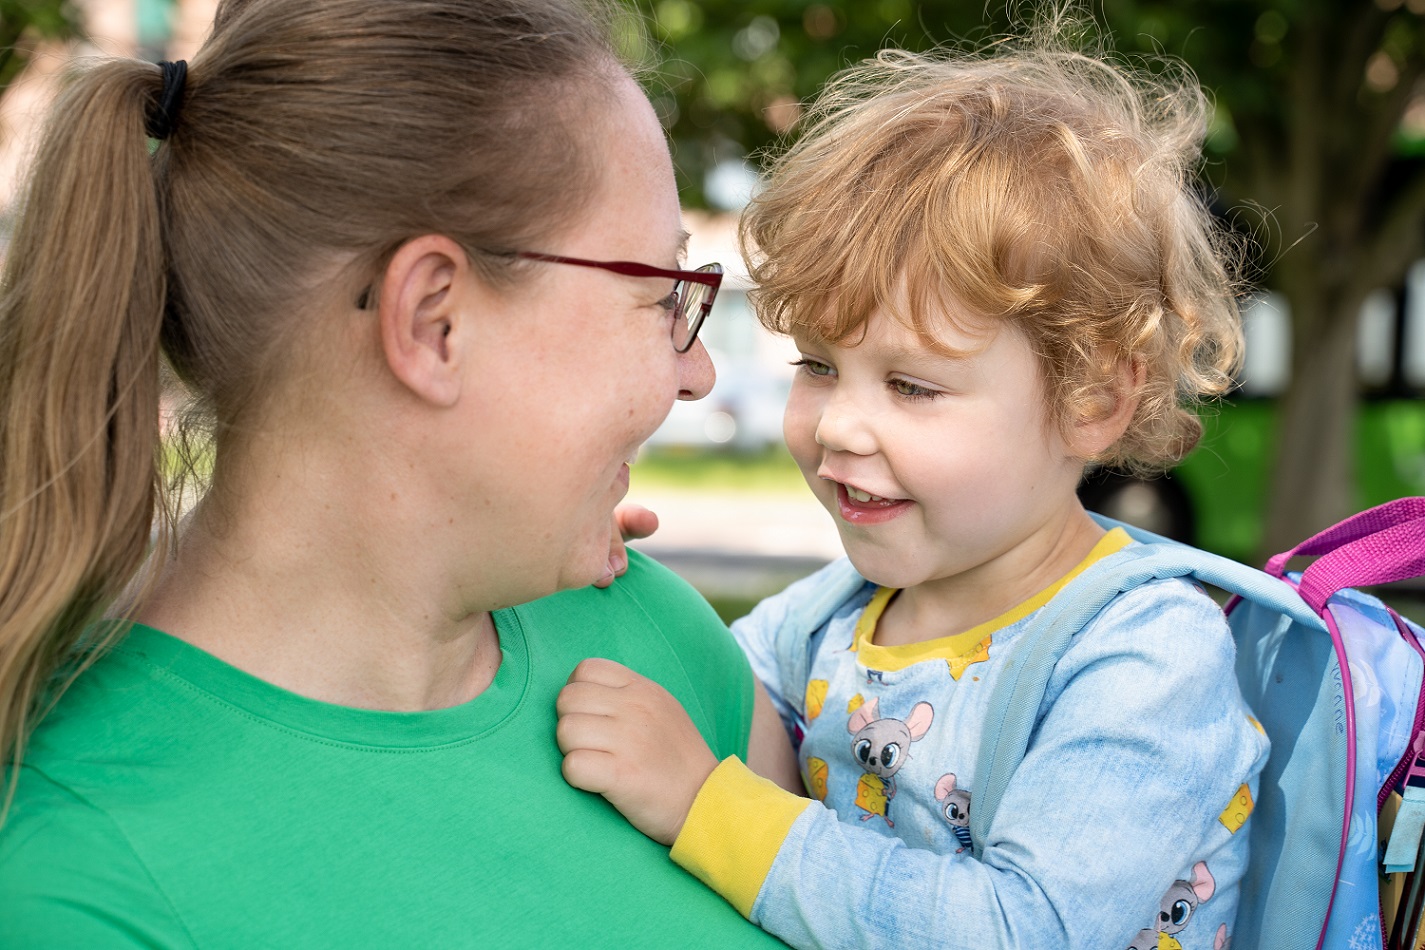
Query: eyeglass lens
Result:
<box><xmin>673</xmin><ymin>264</ymin><xmax>721</xmax><ymax>353</ymax></box>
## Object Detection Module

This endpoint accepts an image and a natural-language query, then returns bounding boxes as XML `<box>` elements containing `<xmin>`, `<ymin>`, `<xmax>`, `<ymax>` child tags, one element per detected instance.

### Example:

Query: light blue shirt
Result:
<box><xmin>731</xmin><ymin>551</ymin><xmax>1269</xmax><ymax>949</ymax></box>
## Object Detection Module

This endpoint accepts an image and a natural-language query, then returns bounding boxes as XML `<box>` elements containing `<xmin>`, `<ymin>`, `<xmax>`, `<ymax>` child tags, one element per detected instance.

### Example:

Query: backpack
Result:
<box><xmin>967</xmin><ymin>497</ymin><xmax>1425</xmax><ymax>950</ymax></box>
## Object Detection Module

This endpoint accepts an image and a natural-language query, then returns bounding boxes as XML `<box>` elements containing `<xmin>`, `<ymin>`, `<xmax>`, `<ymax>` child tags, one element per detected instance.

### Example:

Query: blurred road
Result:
<box><xmin>627</xmin><ymin>489</ymin><xmax>843</xmax><ymax>601</ymax></box>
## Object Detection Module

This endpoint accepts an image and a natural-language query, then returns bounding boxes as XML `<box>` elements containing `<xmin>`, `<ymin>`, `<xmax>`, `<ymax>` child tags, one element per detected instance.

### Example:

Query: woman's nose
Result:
<box><xmin>676</xmin><ymin>338</ymin><xmax>715</xmax><ymax>401</ymax></box>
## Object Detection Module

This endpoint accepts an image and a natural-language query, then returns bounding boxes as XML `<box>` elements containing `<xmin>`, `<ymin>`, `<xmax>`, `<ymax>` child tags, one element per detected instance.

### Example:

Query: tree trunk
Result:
<box><xmin>1260</xmin><ymin>268</ymin><xmax>1360</xmax><ymax>558</ymax></box>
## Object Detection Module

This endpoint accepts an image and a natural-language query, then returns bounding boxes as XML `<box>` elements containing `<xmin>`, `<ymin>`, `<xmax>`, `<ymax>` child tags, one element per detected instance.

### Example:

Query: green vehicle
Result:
<box><xmin>1080</xmin><ymin>283</ymin><xmax>1425</xmax><ymax>563</ymax></box>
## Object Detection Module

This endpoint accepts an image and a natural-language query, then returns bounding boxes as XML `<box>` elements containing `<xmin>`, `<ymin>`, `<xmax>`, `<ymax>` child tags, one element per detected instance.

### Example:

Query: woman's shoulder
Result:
<box><xmin>519</xmin><ymin>549</ymin><xmax>728</xmax><ymax>651</ymax></box>
<box><xmin>615</xmin><ymin>547</ymin><xmax>727</xmax><ymax>619</ymax></box>
<box><xmin>0</xmin><ymin>768</ymin><xmax>190</xmax><ymax>947</ymax></box>
<box><xmin>22</xmin><ymin>637</ymin><xmax>171</xmax><ymax>769</ymax></box>
<box><xmin>514</xmin><ymin>550</ymin><xmax>757</xmax><ymax>758</ymax></box>
<box><xmin>2</xmin><ymin>766</ymin><xmax>128</xmax><ymax>874</ymax></box>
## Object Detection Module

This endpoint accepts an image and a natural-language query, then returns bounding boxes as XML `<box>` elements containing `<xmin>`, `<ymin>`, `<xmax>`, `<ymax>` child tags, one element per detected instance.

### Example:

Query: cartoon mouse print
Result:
<box><xmin>848</xmin><ymin>697</ymin><xmax>933</xmax><ymax>828</ymax></box>
<box><xmin>934</xmin><ymin>773</ymin><xmax>972</xmax><ymax>853</ymax></box>
<box><xmin>1124</xmin><ymin>862</ymin><xmax>1229</xmax><ymax>950</ymax></box>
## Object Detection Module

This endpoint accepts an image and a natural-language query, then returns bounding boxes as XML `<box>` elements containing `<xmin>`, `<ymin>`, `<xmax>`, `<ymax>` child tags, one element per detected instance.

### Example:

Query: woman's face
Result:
<box><xmin>452</xmin><ymin>71</ymin><xmax>712</xmax><ymax>606</ymax></box>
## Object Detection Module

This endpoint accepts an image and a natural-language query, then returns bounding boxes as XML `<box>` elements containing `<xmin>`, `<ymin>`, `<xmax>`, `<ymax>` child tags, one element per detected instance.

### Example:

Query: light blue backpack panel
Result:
<box><xmin>969</xmin><ymin>505</ymin><xmax>1425</xmax><ymax>950</ymax></box>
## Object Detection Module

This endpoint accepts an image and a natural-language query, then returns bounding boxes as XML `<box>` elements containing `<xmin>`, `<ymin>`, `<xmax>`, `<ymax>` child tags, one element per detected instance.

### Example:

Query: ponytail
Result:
<box><xmin>0</xmin><ymin>59</ymin><xmax>171</xmax><ymax>813</ymax></box>
<box><xmin>0</xmin><ymin>0</ymin><xmax>625</xmax><ymax>823</ymax></box>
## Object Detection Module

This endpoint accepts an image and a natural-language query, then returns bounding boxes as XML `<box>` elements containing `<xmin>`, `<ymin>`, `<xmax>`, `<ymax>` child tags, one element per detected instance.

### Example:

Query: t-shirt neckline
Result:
<box><xmin>107</xmin><ymin>609</ymin><xmax>531</xmax><ymax>750</ymax></box>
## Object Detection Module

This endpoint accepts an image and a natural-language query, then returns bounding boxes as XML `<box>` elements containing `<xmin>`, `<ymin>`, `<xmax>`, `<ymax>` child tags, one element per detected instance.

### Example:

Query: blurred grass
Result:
<box><xmin>632</xmin><ymin>445</ymin><xmax>805</xmax><ymax>493</ymax></box>
<box><xmin>705</xmin><ymin>594</ymin><xmax>763</xmax><ymax>625</ymax></box>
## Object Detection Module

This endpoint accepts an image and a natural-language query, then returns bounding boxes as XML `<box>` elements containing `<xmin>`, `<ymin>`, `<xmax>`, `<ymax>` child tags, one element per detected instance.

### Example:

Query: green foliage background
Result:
<box><xmin>0</xmin><ymin>0</ymin><xmax>75</xmax><ymax>91</ymax></box>
<box><xmin>5</xmin><ymin>0</ymin><xmax>1425</xmax><ymax>551</ymax></box>
<box><xmin>620</xmin><ymin>0</ymin><xmax>1425</xmax><ymax>552</ymax></box>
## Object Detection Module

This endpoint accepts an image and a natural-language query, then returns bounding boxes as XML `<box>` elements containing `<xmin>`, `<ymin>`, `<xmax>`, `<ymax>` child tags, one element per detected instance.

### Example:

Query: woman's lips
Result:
<box><xmin>834</xmin><ymin>481</ymin><xmax>912</xmax><ymax>524</ymax></box>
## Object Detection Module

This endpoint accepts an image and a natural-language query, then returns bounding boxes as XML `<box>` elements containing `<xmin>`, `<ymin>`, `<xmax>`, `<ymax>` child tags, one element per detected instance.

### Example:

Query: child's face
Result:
<box><xmin>783</xmin><ymin>305</ymin><xmax>1088</xmax><ymax>592</ymax></box>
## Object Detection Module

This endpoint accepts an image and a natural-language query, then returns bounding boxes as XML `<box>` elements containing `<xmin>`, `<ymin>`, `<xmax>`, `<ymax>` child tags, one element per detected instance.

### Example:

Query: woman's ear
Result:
<box><xmin>376</xmin><ymin>235</ymin><xmax>472</xmax><ymax>407</ymax></box>
<box><xmin>1069</xmin><ymin>357</ymin><xmax>1145</xmax><ymax>459</ymax></box>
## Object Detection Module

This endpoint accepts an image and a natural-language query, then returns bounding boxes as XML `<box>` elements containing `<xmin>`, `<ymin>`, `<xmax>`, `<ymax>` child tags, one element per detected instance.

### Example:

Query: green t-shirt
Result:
<box><xmin>0</xmin><ymin>551</ymin><xmax>783</xmax><ymax>948</ymax></box>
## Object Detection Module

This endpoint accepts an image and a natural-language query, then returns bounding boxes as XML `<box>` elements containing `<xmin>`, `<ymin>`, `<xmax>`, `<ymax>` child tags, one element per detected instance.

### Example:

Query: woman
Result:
<box><xmin>0</xmin><ymin>0</ymin><xmax>788</xmax><ymax>945</ymax></box>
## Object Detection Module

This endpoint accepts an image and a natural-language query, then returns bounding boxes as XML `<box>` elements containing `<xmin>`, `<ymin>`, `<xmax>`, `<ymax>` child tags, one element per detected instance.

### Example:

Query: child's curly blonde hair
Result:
<box><xmin>742</xmin><ymin>31</ymin><xmax>1243</xmax><ymax>472</ymax></box>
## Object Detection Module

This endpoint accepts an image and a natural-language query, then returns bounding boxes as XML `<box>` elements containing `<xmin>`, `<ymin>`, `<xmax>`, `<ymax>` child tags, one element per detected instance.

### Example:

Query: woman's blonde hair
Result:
<box><xmin>743</xmin><ymin>28</ymin><xmax>1243</xmax><ymax>469</ymax></box>
<box><xmin>0</xmin><ymin>0</ymin><xmax>620</xmax><ymax>809</ymax></box>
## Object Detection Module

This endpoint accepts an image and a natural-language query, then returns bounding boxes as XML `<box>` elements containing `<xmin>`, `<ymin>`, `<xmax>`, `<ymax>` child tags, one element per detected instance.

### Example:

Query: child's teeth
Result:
<box><xmin>847</xmin><ymin>486</ymin><xmax>885</xmax><ymax>503</ymax></box>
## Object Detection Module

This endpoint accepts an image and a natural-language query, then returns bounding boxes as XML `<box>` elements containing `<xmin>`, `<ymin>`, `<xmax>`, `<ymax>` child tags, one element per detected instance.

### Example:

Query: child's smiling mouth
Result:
<box><xmin>831</xmin><ymin>481</ymin><xmax>913</xmax><ymax>524</ymax></box>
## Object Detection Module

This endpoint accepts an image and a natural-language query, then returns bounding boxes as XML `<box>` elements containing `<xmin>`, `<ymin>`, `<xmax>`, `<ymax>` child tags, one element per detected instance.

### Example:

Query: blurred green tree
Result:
<box><xmin>0</xmin><ymin>0</ymin><xmax>78</xmax><ymax>94</ymax></box>
<box><xmin>622</xmin><ymin>0</ymin><xmax>966</xmax><ymax>207</ymax></box>
<box><xmin>1104</xmin><ymin>0</ymin><xmax>1425</xmax><ymax>556</ymax></box>
<box><xmin>628</xmin><ymin>0</ymin><xmax>1425</xmax><ymax>553</ymax></box>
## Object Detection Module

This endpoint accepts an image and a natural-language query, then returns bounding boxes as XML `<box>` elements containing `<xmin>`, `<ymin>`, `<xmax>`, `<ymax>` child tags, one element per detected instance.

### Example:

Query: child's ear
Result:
<box><xmin>1068</xmin><ymin>357</ymin><xmax>1144</xmax><ymax>459</ymax></box>
<box><xmin>375</xmin><ymin>235</ymin><xmax>473</xmax><ymax>407</ymax></box>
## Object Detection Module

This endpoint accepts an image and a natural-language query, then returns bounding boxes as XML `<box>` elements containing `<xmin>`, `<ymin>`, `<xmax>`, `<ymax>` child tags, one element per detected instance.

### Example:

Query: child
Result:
<box><xmin>557</xmin><ymin>25</ymin><xmax>1267</xmax><ymax>950</ymax></box>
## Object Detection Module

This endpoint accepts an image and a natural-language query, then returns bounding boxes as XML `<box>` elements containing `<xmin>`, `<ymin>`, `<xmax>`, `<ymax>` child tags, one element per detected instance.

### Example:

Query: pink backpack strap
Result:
<box><xmin>1266</xmin><ymin>498</ymin><xmax>1425</xmax><ymax>614</ymax></box>
<box><xmin>1264</xmin><ymin>498</ymin><xmax>1425</xmax><ymax>578</ymax></box>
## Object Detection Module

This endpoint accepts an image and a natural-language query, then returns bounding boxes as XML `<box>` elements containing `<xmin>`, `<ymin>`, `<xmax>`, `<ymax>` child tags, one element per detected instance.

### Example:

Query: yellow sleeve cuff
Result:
<box><xmin>670</xmin><ymin>756</ymin><xmax>811</xmax><ymax>918</ymax></box>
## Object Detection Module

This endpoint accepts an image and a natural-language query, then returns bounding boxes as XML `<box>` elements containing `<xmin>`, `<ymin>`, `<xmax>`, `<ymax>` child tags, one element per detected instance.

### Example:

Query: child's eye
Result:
<box><xmin>790</xmin><ymin>357</ymin><xmax>835</xmax><ymax>377</ymax></box>
<box><xmin>889</xmin><ymin>377</ymin><xmax>940</xmax><ymax>400</ymax></box>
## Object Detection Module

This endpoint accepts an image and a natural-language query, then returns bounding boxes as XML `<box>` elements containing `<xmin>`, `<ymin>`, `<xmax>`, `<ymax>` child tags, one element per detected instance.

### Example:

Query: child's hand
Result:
<box><xmin>592</xmin><ymin>504</ymin><xmax>659</xmax><ymax>589</ymax></box>
<box><xmin>556</xmin><ymin>658</ymin><xmax>719</xmax><ymax>846</ymax></box>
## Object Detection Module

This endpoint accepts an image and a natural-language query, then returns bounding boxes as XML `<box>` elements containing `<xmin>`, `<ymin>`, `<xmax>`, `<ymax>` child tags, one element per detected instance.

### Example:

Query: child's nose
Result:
<box><xmin>814</xmin><ymin>387</ymin><xmax>877</xmax><ymax>456</ymax></box>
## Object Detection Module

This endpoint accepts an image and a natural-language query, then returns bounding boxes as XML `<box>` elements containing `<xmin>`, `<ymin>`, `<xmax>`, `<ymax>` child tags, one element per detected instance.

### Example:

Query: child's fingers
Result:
<box><xmin>591</xmin><ymin>564</ymin><xmax>618</xmax><ymax>589</ymax></box>
<box><xmin>615</xmin><ymin>503</ymin><xmax>659</xmax><ymax>541</ymax></box>
<box><xmin>555</xmin><ymin>710</ymin><xmax>620</xmax><ymax>755</ymax></box>
<box><xmin>566</xmin><ymin>657</ymin><xmax>639</xmax><ymax>687</ymax></box>
<box><xmin>557</xmin><ymin>681</ymin><xmax>673</xmax><ymax>734</ymax></box>
<box><xmin>590</xmin><ymin>505</ymin><xmax>660</xmax><ymax>590</ymax></box>
<box><xmin>560</xmin><ymin>746</ymin><xmax>619</xmax><ymax>794</ymax></box>
<box><xmin>555</xmin><ymin>680</ymin><xmax>628</xmax><ymax>718</ymax></box>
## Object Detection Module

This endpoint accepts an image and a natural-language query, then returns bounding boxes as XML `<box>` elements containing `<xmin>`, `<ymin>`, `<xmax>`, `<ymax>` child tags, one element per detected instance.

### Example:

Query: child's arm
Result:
<box><xmin>556</xmin><ymin>658</ymin><xmax>803</xmax><ymax>845</ymax></box>
<box><xmin>713</xmin><ymin>584</ymin><xmax>1260</xmax><ymax>948</ymax></box>
<box><xmin>577</xmin><ymin>582</ymin><xmax>1265</xmax><ymax>950</ymax></box>
<box><xmin>745</xmin><ymin>678</ymin><xmax>804</xmax><ymax>794</ymax></box>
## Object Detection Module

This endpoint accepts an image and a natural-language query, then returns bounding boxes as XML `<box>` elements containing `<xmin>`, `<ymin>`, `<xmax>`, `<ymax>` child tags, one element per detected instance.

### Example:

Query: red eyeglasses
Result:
<box><xmin>356</xmin><ymin>251</ymin><xmax>723</xmax><ymax>354</ymax></box>
<box><xmin>516</xmin><ymin>252</ymin><xmax>723</xmax><ymax>353</ymax></box>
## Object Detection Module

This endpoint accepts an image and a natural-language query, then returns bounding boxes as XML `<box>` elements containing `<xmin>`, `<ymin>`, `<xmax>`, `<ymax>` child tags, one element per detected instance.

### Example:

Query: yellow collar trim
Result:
<box><xmin>852</xmin><ymin>527</ymin><xmax>1133</xmax><ymax>672</ymax></box>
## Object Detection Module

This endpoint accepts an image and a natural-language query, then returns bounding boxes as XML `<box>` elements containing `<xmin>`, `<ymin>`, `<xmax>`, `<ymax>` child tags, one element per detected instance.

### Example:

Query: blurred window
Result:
<box><xmin>1239</xmin><ymin>292</ymin><xmax>1291</xmax><ymax>397</ymax></box>
<box><xmin>1406</xmin><ymin>260</ymin><xmax>1425</xmax><ymax>389</ymax></box>
<box><xmin>1358</xmin><ymin>288</ymin><xmax>1396</xmax><ymax>389</ymax></box>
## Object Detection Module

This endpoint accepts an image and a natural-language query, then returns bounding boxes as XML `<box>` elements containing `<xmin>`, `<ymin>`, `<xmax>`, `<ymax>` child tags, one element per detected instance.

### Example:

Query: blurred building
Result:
<box><xmin>655</xmin><ymin>210</ymin><xmax>799</xmax><ymax>452</ymax></box>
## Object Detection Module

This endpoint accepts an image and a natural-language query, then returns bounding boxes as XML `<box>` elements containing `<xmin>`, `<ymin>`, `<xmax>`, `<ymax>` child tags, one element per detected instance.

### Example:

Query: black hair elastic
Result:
<box><xmin>146</xmin><ymin>60</ymin><xmax>188</xmax><ymax>140</ymax></box>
